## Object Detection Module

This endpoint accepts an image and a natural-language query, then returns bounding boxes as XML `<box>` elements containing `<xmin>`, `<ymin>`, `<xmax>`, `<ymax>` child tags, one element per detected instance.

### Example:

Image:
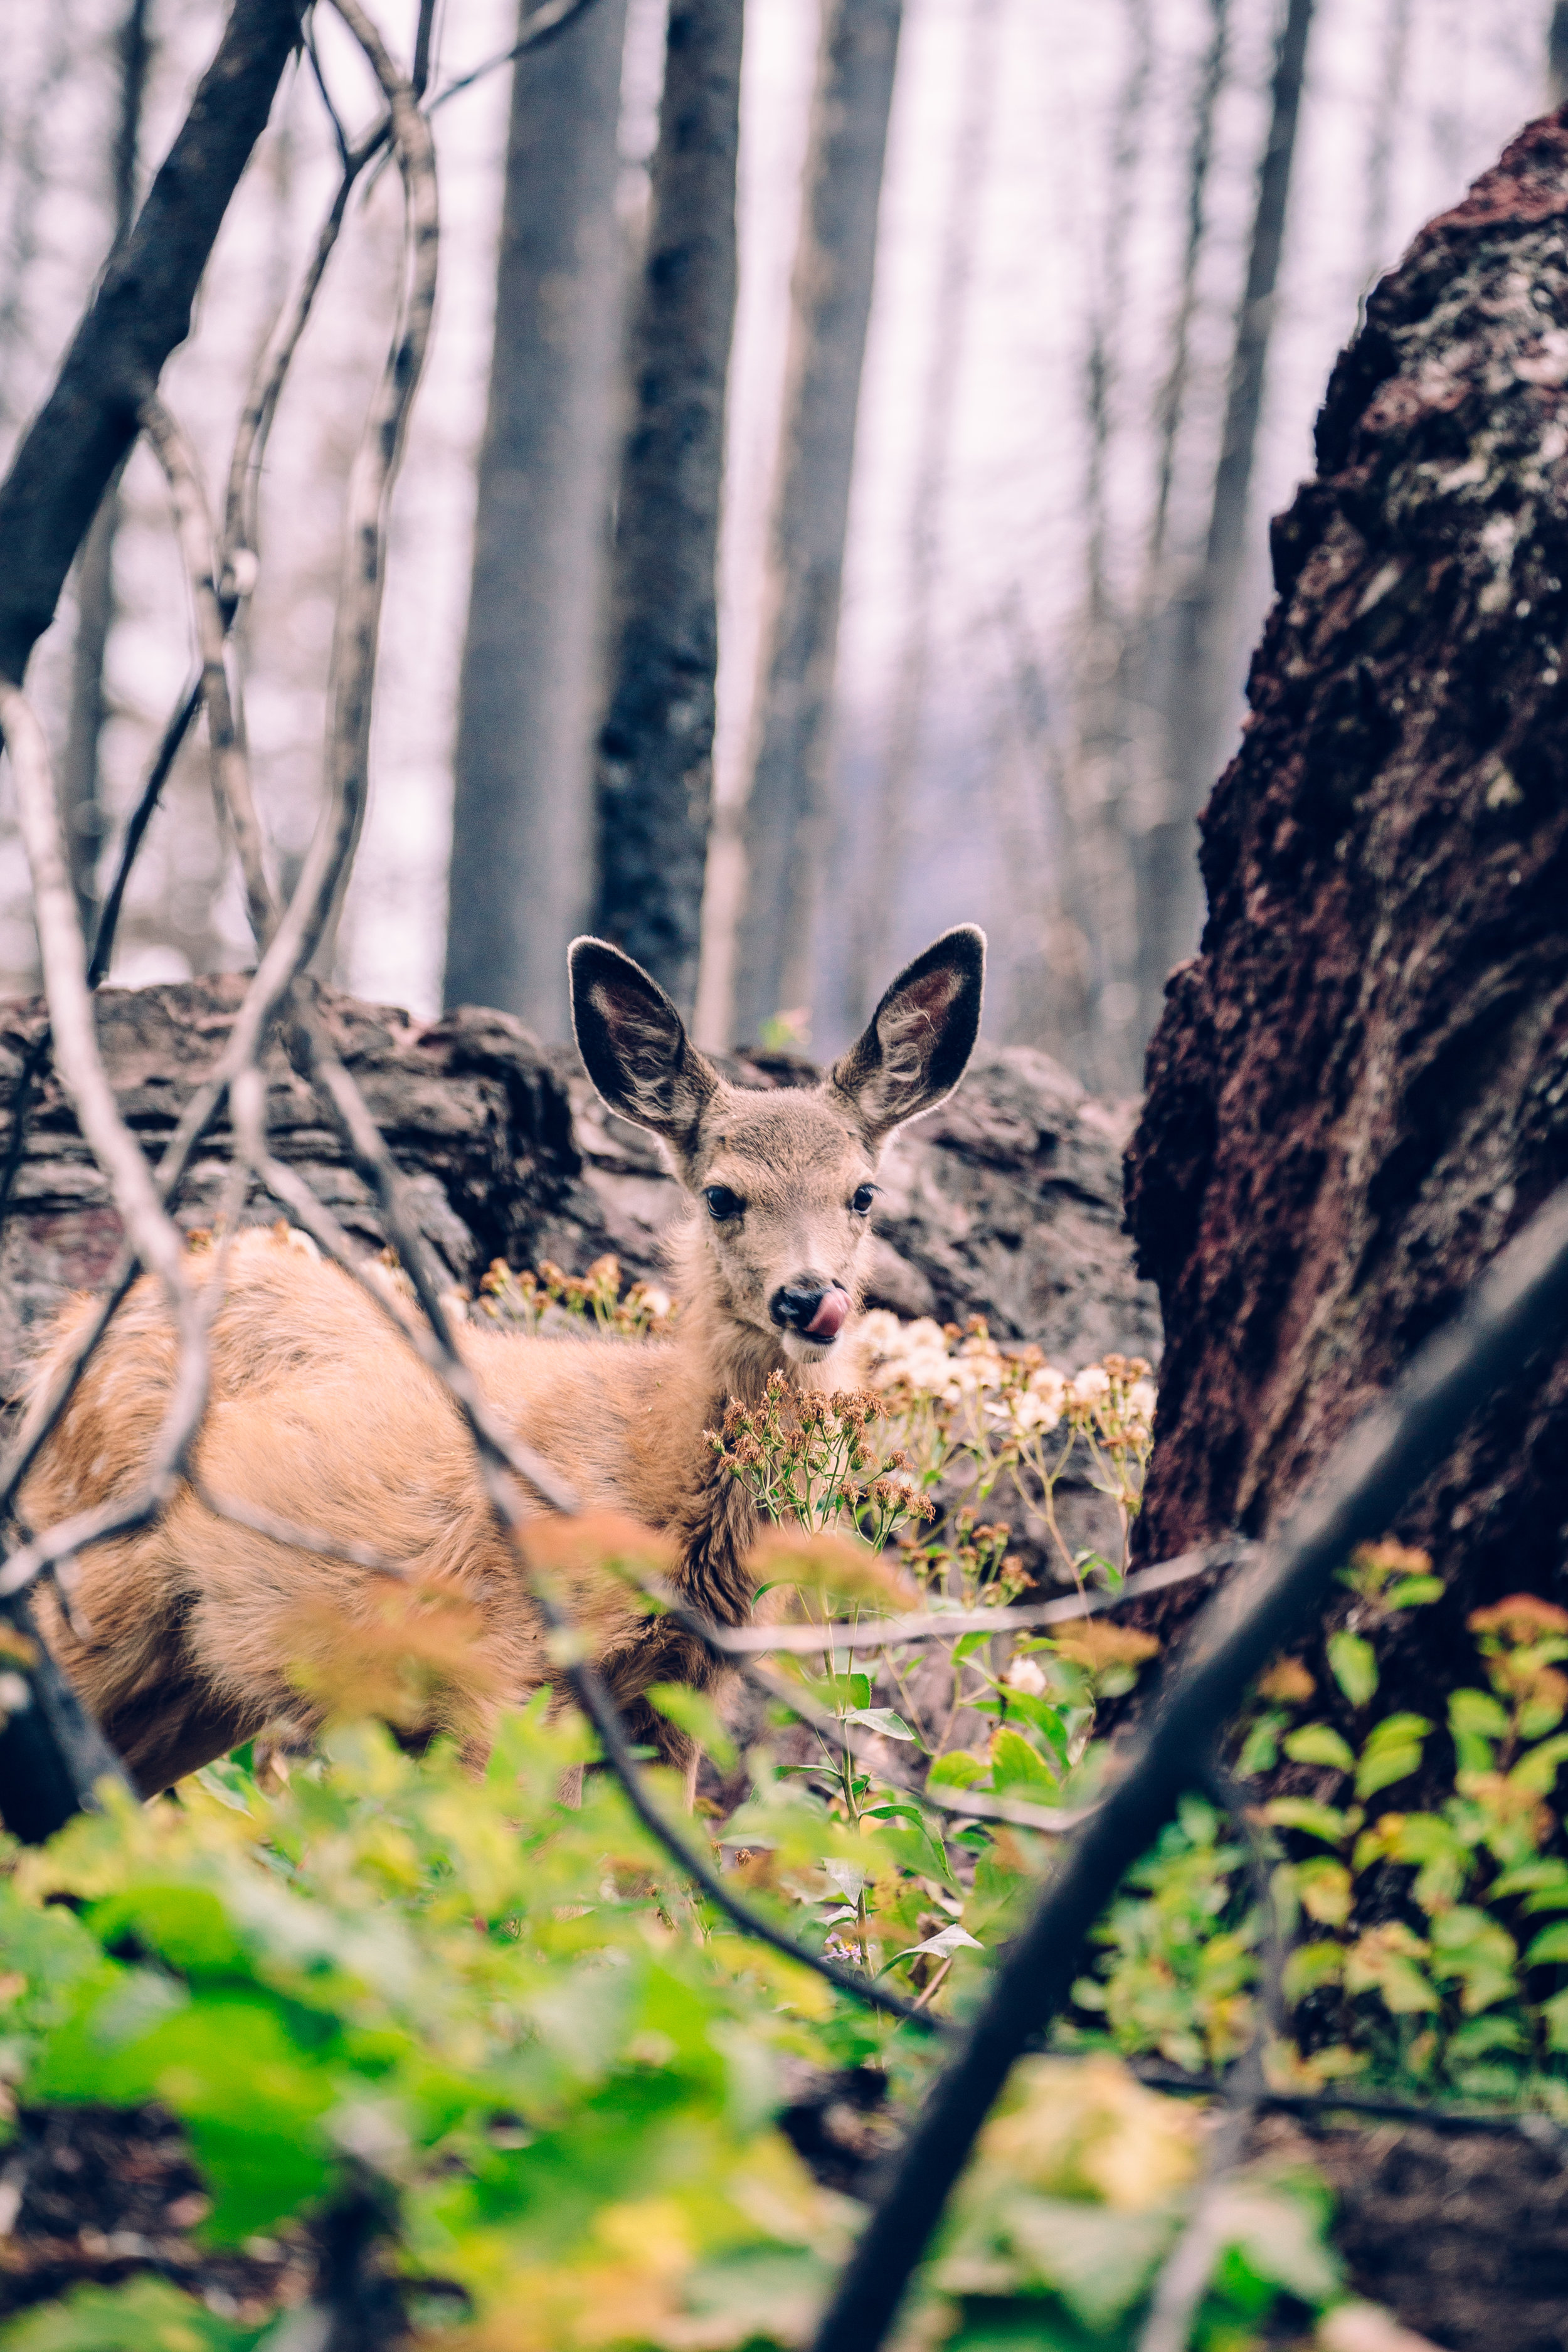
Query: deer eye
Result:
<box><xmin>850</xmin><ymin>1184</ymin><xmax>877</xmax><ymax>1216</ymax></box>
<box><xmin>704</xmin><ymin>1185</ymin><xmax>744</xmax><ymax>1222</ymax></box>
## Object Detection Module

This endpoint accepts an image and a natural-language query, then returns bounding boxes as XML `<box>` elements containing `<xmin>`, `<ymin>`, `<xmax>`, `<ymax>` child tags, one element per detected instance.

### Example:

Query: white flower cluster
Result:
<box><xmin>854</xmin><ymin>1312</ymin><xmax>1156</xmax><ymax>1443</ymax></box>
<box><xmin>855</xmin><ymin>1311</ymin><xmax>965</xmax><ymax>1403</ymax></box>
<box><xmin>1003</xmin><ymin>1364</ymin><xmax>1067</xmax><ymax>1435</ymax></box>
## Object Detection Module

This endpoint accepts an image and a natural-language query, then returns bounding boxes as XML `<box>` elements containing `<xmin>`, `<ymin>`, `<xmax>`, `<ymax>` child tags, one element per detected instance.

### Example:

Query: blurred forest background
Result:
<box><xmin>0</xmin><ymin>0</ymin><xmax>1555</xmax><ymax>1096</ymax></box>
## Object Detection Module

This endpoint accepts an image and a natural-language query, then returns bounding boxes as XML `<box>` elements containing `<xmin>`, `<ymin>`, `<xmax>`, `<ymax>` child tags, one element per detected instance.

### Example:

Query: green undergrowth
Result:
<box><xmin>0</xmin><ymin>1276</ymin><xmax>1555</xmax><ymax>2347</ymax></box>
<box><xmin>0</xmin><ymin>1713</ymin><xmax>1353</xmax><ymax>2352</ymax></box>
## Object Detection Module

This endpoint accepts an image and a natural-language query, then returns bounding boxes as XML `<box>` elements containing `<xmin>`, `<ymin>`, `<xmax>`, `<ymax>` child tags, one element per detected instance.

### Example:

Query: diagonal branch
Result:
<box><xmin>0</xmin><ymin>0</ymin><xmax>307</xmax><ymax>686</ymax></box>
<box><xmin>139</xmin><ymin>397</ymin><xmax>277</xmax><ymax>947</ymax></box>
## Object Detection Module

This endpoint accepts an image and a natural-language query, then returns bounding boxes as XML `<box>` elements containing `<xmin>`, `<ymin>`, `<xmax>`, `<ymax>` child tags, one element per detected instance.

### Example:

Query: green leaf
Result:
<box><xmin>1492</xmin><ymin>1859</ymin><xmax>1568</xmax><ymax>1901</ymax></box>
<box><xmin>1355</xmin><ymin>1744</ymin><xmax>1423</xmax><ymax>1801</ymax></box>
<box><xmin>989</xmin><ymin>1727</ymin><xmax>1059</xmax><ymax>1793</ymax></box>
<box><xmin>0</xmin><ymin>2277</ymin><xmax>263</xmax><ymax>2352</ymax></box>
<box><xmin>1385</xmin><ymin>1576</ymin><xmax>1445</xmax><ymax>1609</ymax></box>
<box><xmin>1510</xmin><ymin>1733</ymin><xmax>1568</xmax><ymax>1796</ymax></box>
<box><xmin>926</xmin><ymin>1751</ymin><xmax>987</xmax><ymax>1789</ymax></box>
<box><xmin>1361</xmin><ymin>1713</ymin><xmax>1433</xmax><ymax>1751</ymax></box>
<box><xmin>1264</xmin><ymin>1798</ymin><xmax>1354</xmax><ymax>1847</ymax></box>
<box><xmin>1283</xmin><ymin>1940</ymin><xmax>1345</xmax><ymax>2002</ymax></box>
<box><xmin>887</xmin><ymin>1923</ymin><xmax>982</xmax><ymax>1966</ymax></box>
<box><xmin>1207</xmin><ymin>2180</ymin><xmax>1342</xmax><ymax>2307</ymax></box>
<box><xmin>1449</xmin><ymin>1687</ymin><xmax>1510</xmax><ymax>1739</ymax></box>
<box><xmin>1291</xmin><ymin>1859</ymin><xmax>1352</xmax><ymax>1927</ymax></box>
<box><xmin>1328</xmin><ymin>1631</ymin><xmax>1378</xmax><ymax>1707</ymax></box>
<box><xmin>1525</xmin><ymin>1922</ymin><xmax>1568</xmax><ymax>1967</ymax></box>
<box><xmin>993</xmin><ymin>1687</ymin><xmax>1071</xmax><ymax>1765</ymax></box>
<box><xmin>1236</xmin><ymin>1711</ymin><xmax>1285</xmax><ymax>1779</ymax></box>
<box><xmin>842</xmin><ymin>1707</ymin><xmax>918</xmax><ymax>1743</ymax></box>
<box><xmin>1282</xmin><ymin>1724</ymin><xmax>1355</xmax><ymax>1774</ymax></box>
<box><xmin>951</xmin><ymin>1631</ymin><xmax>993</xmax><ymax>1665</ymax></box>
<box><xmin>87</xmin><ymin>1886</ymin><xmax>246</xmax><ymax>1981</ymax></box>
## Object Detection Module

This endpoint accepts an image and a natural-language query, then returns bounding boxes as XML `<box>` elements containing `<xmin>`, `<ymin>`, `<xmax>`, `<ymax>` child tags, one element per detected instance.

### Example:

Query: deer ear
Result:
<box><xmin>829</xmin><ymin>926</ymin><xmax>985</xmax><ymax>1145</ymax></box>
<box><xmin>569</xmin><ymin>938</ymin><xmax>718</xmax><ymax>1147</ymax></box>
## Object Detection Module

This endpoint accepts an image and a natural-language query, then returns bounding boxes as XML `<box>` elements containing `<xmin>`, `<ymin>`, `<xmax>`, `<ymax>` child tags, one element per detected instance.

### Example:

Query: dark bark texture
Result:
<box><xmin>0</xmin><ymin>0</ymin><xmax>304</xmax><ymax>685</ymax></box>
<box><xmin>1126</xmin><ymin>112</ymin><xmax>1568</xmax><ymax>1636</ymax></box>
<box><xmin>0</xmin><ymin>978</ymin><xmax>1157</xmax><ymax>1397</ymax></box>
<box><xmin>591</xmin><ymin>0</ymin><xmax>743</xmax><ymax>1017</ymax></box>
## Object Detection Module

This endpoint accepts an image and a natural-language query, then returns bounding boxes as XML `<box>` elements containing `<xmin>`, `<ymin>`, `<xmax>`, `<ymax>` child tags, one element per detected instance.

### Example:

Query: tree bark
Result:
<box><xmin>1135</xmin><ymin>0</ymin><xmax>1315</xmax><ymax>1047</ymax></box>
<box><xmin>590</xmin><ymin>0</ymin><xmax>743</xmax><ymax>1020</ymax></box>
<box><xmin>1125</xmin><ymin>110</ymin><xmax>1568</xmax><ymax>1646</ymax></box>
<box><xmin>60</xmin><ymin>0</ymin><xmax>152</xmax><ymax>940</ymax></box>
<box><xmin>0</xmin><ymin>0</ymin><xmax>305</xmax><ymax>688</ymax></box>
<box><xmin>729</xmin><ymin>0</ymin><xmax>902</xmax><ymax>1048</ymax></box>
<box><xmin>444</xmin><ymin>0</ymin><xmax>631</xmax><ymax>1039</ymax></box>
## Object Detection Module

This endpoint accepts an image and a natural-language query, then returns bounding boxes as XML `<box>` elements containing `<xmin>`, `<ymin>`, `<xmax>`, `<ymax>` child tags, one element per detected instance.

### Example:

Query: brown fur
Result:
<box><xmin>19</xmin><ymin>928</ymin><xmax>984</xmax><ymax>1794</ymax></box>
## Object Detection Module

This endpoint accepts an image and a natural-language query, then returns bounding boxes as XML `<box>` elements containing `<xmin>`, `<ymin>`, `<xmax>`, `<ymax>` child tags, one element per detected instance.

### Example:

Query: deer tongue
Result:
<box><xmin>805</xmin><ymin>1288</ymin><xmax>849</xmax><ymax>1341</ymax></box>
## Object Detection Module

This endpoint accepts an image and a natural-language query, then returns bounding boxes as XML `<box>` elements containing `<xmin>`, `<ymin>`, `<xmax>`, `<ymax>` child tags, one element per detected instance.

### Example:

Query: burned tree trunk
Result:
<box><xmin>1126</xmin><ymin>111</ymin><xmax>1568</xmax><ymax>1638</ymax></box>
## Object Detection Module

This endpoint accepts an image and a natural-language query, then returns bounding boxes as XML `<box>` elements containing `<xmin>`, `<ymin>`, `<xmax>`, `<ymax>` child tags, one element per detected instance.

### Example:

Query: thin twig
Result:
<box><xmin>87</xmin><ymin>675</ymin><xmax>203</xmax><ymax>988</ymax></box>
<box><xmin>425</xmin><ymin>0</ymin><xmax>608</xmax><ymax>113</ymax></box>
<box><xmin>139</xmin><ymin>398</ymin><xmax>277</xmax><ymax>948</ymax></box>
<box><xmin>652</xmin><ymin>1541</ymin><xmax>1252</xmax><ymax>1655</ymax></box>
<box><xmin>1126</xmin><ymin>2059</ymin><xmax>1568</xmax><ymax>2144</ymax></box>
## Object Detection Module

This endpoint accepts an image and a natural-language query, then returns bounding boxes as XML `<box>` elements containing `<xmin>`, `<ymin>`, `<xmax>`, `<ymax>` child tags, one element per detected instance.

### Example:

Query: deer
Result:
<box><xmin>18</xmin><ymin>925</ymin><xmax>985</xmax><ymax>1798</ymax></box>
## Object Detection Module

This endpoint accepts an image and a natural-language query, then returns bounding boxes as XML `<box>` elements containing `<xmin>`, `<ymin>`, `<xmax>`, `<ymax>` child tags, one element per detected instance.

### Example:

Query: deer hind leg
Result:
<box><xmin>31</xmin><ymin>1531</ymin><xmax>267</xmax><ymax>1798</ymax></box>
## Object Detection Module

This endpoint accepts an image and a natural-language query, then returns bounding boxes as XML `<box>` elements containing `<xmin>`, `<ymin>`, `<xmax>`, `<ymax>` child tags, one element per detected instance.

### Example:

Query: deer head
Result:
<box><xmin>569</xmin><ymin>928</ymin><xmax>986</xmax><ymax>1367</ymax></box>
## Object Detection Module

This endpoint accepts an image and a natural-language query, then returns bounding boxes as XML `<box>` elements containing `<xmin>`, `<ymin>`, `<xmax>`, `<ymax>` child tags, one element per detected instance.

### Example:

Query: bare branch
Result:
<box><xmin>669</xmin><ymin>1541</ymin><xmax>1251</xmax><ymax>1655</ymax></box>
<box><xmin>87</xmin><ymin>675</ymin><xmax>203</xmax><ymax>989</ymax></box>
<box><xmin>426</xmin><ymin>0</ymin><xmax>610</xmax><ymax>114</ymax></box>
<box><xmin>139</xmin><ymin>398</ymin><xmax>277</xmax><ymax>947</ymax></box>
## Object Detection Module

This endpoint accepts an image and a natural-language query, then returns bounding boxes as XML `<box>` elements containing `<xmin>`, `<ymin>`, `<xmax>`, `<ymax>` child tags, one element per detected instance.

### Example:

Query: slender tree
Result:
<box><xmin>847</xmin><ymin>0</ymin><xmax>999</xmax><ymax>1034</ymax></box>
<box><xmin>1360</xmin><ymin>0</ymin><xmax>1411</xmax><ymax>294</ymax></box>
<box><xmin>60</xmin><ymin>0</ymin><xmax>151</xmax><ymax>940</ymax></box>
<box><xmin>1060</xmin><ymin>0</ymin><xmax>1152</xmax><ymax>1096</ymax></box>
<box><xmin>1135</xmin><ymin>0</ymin><xmax>1316</xmax><ymax>1043</ymax></box>
<box><xmin>728</xmin><ymin>0</ymin><xmax>903</xmax><ymax>1049</ymax></box>
<box><xmin>444</xmin><ymin>0</ymin><xmax>630</xmax><ymax>1037</ymax></box>
<box><xmin>590</xmin><ymin>0</ymin><xmax>743</xmax><ymax>1020</ymax></box>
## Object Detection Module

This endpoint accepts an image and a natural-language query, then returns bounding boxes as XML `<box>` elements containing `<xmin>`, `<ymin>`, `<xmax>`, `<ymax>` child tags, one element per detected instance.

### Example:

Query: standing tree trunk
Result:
<box><xmin>590</xmin><ymin>0</ymin><xmax>744</xmax><ymax>1020</ymax></box>
<box><xmin>444</xmin><ymin>0</ymin><xmax>630</xmax><ymax>1038</ymax></box>
<box><xmin>60</xmin><ymin>0</ymin><xmax>151</xmax><ymax>942</ymax></box>
<box><xmin>728</xmin><ymin>0</ymin><xmax>902</xmax><ymax>1049</ymax></box>
<box><xmin>1135</xmin><ymin>0</ymin><xmax>1315</xmax><ymax>1046</ymax></box>
<box><xmin>847</xmin><ymin>0</ymin><xmax>999</xmax><ymax>1034</ymax></box>
<box><xmin>1125</xmin><ymin>111</ymin><xmax>1568</xmax><ymax>1653</ymax></box>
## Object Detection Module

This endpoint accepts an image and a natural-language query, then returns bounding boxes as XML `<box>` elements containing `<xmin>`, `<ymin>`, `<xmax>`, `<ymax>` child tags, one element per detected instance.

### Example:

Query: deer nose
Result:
<box><xmin>770</xmin><ymin>1281</ymin><xmax>849</xmax><ymax>1340</ymax></box>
